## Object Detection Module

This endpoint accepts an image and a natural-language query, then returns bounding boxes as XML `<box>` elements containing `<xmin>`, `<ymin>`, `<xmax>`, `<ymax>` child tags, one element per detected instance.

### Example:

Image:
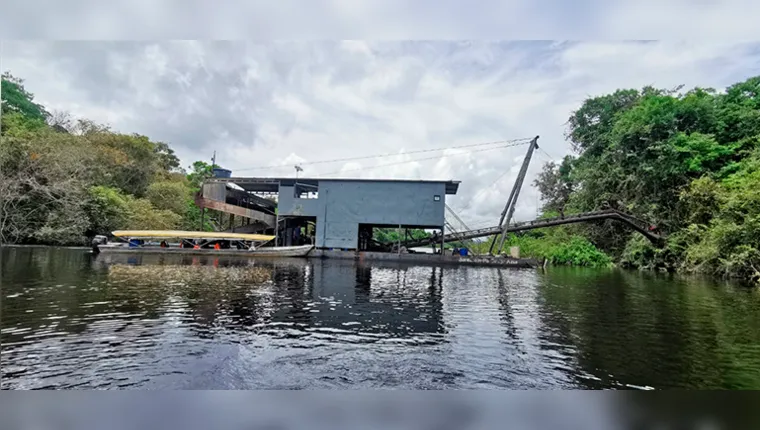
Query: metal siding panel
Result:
<box><xmin>324</xmin><ymin>222</ymin><xmax>358</xmax><ymax>249</ymax></box>
<box><xmin>279</xmin><ymin>180</ymin><xmax>446</xmax><ymax>249</ymax></box>
<box><xmin>280</xmin><ymin>199</ymin><xmax>322</xmax><ymax>216</ymax></box>
<box><xmin>277</xmin><ymin>185</ymin><xmax>324</xmax><ymax>216</ymax></box>
<box><xmin>322</xmin><ymin>181</ymin><xmax>445</xmax><ymax>227</ymax></box>
<box><xmin>278</xmin><ymin>185</ymin><xmax>295</xmax><ymax>211</ymax></box>
<box><xmin>201</xmin><ymin>183</ymin><xmax>227</xmax><ymax>202</ymax></box>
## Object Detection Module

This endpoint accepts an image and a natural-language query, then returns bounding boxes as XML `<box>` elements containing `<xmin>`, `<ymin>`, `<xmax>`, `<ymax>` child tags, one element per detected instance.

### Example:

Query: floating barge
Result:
<box><xmin>90</xmin><ymin>230</ymin><xmax>536</xmax><ymax>268</ymax></box>
<box><xmin>313</xmin><ymin>249</ymin><xmax>538</xmax><ymax>268</ymax></box>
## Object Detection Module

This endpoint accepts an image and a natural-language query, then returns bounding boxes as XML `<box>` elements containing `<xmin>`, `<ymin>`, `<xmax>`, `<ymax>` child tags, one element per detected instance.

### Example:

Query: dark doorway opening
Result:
<box><xmin>277</xmin><ymin>216</ymin><xmax>317</xmax><ymax>246</ymax></box>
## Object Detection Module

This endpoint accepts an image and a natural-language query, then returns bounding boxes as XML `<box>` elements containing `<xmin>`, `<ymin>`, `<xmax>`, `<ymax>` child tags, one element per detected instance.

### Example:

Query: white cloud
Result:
<box><xmin>2</xmin><ymin>40</ymin><xmax>759</xmax><ymax>230</ymax></box>
<box><xmin>339</xmin><ymin>40</ymin><xmax>372</xmax><ymax>56</ymax></box>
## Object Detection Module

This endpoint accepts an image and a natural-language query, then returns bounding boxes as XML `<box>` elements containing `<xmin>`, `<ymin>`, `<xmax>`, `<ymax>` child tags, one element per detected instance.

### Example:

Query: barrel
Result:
<box><xmin>212</xmin><ymin>168</ymin><xmax>232</xmax><ymax>178</ymax></box>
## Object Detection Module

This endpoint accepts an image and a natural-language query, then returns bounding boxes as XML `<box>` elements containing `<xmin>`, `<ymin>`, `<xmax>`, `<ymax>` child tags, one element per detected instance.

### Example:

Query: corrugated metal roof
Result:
<box><xmin>206</xmin><ymin>177</ymin><xmax>461</xmax><ymax>194</ymax></box>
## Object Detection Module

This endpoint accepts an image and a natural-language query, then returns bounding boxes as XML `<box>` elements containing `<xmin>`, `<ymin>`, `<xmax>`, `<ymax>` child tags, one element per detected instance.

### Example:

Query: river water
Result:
<box><xmin>2</xmin><ymin>246</ymin><xmax>760</xmax><ymax>390</ymax></box>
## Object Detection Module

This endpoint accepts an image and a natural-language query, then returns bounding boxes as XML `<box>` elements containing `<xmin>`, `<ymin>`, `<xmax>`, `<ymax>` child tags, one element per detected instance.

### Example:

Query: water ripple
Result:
<box><xmin>2</xmin><ymin>247</ymin><xmax>760</xmax><ymax>389</ymax></box>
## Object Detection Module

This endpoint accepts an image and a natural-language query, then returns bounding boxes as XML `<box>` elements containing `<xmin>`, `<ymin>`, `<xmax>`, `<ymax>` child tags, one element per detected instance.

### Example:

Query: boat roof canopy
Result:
<box><xmin>111</xmin><ymin>230</ymin><xmax>275</xmax><ymax>242</ymax></box>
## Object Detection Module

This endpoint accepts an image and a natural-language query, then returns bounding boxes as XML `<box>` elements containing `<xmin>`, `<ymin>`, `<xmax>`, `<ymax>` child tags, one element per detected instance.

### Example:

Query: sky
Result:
<box><xmin>2</xmin><ymin>40</ymin><xmax>760</xmax><ymax>228</ymax></box>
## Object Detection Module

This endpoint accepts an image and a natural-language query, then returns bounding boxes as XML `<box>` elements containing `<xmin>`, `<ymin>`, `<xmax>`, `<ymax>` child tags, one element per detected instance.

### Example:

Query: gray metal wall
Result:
<box><xmin>201</xmin><ymin>183</ymin><xmax>227</xmax><ymax>202</ymax></box>
<box><xmin>278</xmin><ymin>180</ymin><xmax>447</xmax><ymax>249</ymax></box>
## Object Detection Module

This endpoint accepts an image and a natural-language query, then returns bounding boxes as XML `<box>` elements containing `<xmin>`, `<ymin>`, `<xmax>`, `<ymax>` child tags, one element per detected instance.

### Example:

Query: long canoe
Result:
<box><xmin>94</xmin><ymin>243</ymin><xmax>314</xmax><ymax>258</ymax></box>
<box><xmin>93</xmin><ymin>230</ymin><xmax>312</xmax><ymax>258</ymax></box>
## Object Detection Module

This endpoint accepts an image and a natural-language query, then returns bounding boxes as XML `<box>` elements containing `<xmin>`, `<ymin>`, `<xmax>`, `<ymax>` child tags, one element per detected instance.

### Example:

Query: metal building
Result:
<box><xmin>197</xmin><ymin>176</ymin><xmax>460</xmax><ymax>250</ymax></box>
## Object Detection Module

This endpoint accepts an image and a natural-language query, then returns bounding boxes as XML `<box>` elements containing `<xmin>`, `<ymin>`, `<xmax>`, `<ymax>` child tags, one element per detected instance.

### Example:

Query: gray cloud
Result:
<box><xmin>2</xmin><ymin>40</ymin><xmax>759</xmax><ymax>229</ymax></box>
<box><xmin>1</xmin><ymin>1</ymin><xmax>759</xmax><ymax>39</ymax></box>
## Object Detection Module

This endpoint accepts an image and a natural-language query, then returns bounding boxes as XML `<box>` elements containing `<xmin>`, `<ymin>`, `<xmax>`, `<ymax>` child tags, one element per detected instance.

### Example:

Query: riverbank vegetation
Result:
<box><xmin>478</xmin><ymin>226</ymin><xmax>613</xmax><ymax>268</ymax></box>
<box><xmin>0</xmin><ymin>72</ymin><xmax>223</xmax><ymax>245</ymax></box>
<box><xmin>528</xmin><ymin>75</ymin><xmax>760</xmax><ymax>283</ymax></box>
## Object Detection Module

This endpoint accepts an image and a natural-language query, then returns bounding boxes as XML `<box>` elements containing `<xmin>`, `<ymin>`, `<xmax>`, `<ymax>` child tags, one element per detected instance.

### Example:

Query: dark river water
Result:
<box><xmin>2</xmin><ymin>246</ymin><xmax>760</xmax><ymax>390</ymax></box>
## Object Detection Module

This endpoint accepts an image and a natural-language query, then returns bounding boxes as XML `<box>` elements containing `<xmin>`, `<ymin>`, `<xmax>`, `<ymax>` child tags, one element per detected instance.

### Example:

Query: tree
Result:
<box><xmin>0</xmin><ymin>129</ymin><xmax>96</xmax><ymax>244</ymax></box>
<box><xmin>566</xmin><ymin>88</ymin><xmax>641</xmax><ymax>155</ymax></box>
<box><xmin>123</xmin><ymin>198</ymin><xmax>182</xmax><ymax>230</ymax></box>
<box><xmin>187</xmin><ymin>160</ymin><xmax>221</xmax><ymax>191</ymax></box>
<box><xmin>146</xmin><ymin>180</ymin><xmax>191</xmax><ymax>215</ymax></box>
<box><xmin>154</xmin><ymin>141</ymin><xmax>182</xmax><ymax>173</ymax></box>
<box><xmin>1</xmin><ymin>72</ymin><xmax>50</xmax><ymax>122</ymax></box>
<box><xmin>85</xmin><ymin>186</ymin><xmax>131</xmax><ymax>235</ymax></box>
<box><xmin>559</xmin><ymin>75</ymin><xmax>760</xmax><ymax>280</ymax></box>
<box><xmin>534</xmin><ymin>155</ymin><xmax>575</xmax><ymax>216</ymax></box>
<box><xmin>0</xmin><ymin>71</ymin><xmax>198</xmax><ymax>244</ymax></box>
<box><xmin>46</xmin><ymin>110</ymin><xmax>73</xmax><ymax>133</ymax></box>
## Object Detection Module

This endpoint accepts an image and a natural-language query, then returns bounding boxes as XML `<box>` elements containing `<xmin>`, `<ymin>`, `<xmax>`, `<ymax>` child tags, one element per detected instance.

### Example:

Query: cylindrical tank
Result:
<box><xmin>212</xmin><ymin>168</ymin><xmax>232</xmax><ymax>178</ymax></box>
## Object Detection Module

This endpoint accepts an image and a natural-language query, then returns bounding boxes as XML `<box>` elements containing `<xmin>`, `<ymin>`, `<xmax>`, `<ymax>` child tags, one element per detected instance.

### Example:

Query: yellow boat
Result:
<box><xmin>112</xmin><ymin>230</ymin><xmax>275</xmax><ymax>242</ymax></box>
<box><xmin>91</xmin><ymin>230</ymin><xmax>313</xmax><ymax>258</ymax></box>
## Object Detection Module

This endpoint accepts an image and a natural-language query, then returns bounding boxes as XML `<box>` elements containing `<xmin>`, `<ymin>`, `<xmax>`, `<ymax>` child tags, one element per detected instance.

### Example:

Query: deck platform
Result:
<box><xmin>311</xmin><ymin>249</ymin><xmax>538</xmax><ymax>268</ymax></box>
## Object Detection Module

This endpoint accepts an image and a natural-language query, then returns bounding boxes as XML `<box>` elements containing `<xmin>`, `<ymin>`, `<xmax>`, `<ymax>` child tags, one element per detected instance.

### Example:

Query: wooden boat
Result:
<box><xmin>91</xmin><ymin>230</ymin><xmax>314</xmax><ymax>258</ymax></box>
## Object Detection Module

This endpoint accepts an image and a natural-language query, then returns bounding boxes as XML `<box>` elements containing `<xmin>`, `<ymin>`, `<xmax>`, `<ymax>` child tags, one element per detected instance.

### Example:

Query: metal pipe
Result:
<box><xmin>440</xmin><ymin>226</ymin><xmax>445</xmax><ymax>257</ymax></box>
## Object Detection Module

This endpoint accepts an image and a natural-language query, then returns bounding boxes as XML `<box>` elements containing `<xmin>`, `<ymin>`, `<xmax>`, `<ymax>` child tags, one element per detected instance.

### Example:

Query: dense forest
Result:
<box><xmin>0</xmin><ymin>72</ymin><xmax>228</xmax><ymax>245</ymax></box>
<box><xmin>510</xmin><ymin>75</ymin><xmax>760</xmax><ymax>283</ymax></box>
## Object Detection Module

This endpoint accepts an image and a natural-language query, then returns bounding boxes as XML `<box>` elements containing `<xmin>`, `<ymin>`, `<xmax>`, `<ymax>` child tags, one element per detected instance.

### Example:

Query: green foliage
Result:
<box><xmin>1</xmin><ymin>72</ymin><xmax>50</xmax><ymax>122</ymax></box>
<box><xmin>0</xmin><ymin>71</ymin><xmax>209</xmax><ymax>245</ymax></box>
<box><xmin>0</xmin><ymin>126</ymin><xmax>96</xmax><ymax>244</ymax></box>
<box><xmin>146</xmin><ymin>181</ymin><xmax>190</xmax><ymax>215</ymax></box>
<box><xmin>181</xmin><ymin>199</ymin><xmax>214</xmax><ymax>232</ymax></box>
<box><xmin>470</xmin><ymin>228</ymin><xmax>612</xmax><ymax>268</ymax></box>
<box><xmin>676</xmin><ymin>153</ymin><xmax>760</xmax><ymax>283</ymax></box>
<box><xmin>187</xmin><ymin>161</ymin><xmax>220</xmax><ymax>191</ymax></box>
<box><xmin>1</xmin><ymin>111</ymin><xmax>47</xmax><ymax>137</ymax></box>
<box><xmin>86</xmin><ymin>186</ymin><xmax>131</xmax><ymax>235</ymax></box>
<box><xmin>534</xmin><ymin>156</ymin><xmax>574</xmax><ymax>215</ymax></box>
<box><xmin>154</xmin><ymin>141</ymin><xmax>182</xmax><ymax>172</ymax></box>
<box><xmin>538</xmin><ymin>75</ymin><xmax>760</xmax><ymax>282</ymax></box>
<box><xmin>123</xmin><ymin>198</ymin><xmax>182</xmax><ymax>231</ymax></box>
<box><xmin>373</xmin><ymin>228</ymin><xmax>430</xmax><ymax>243</ymax></box>
<box><xmin>620</xmin><ymin>234</ymin><xmax>682</xmax><ymax>272</ymax></box>
<box><xmin>545</xmin><ymin>236</ymin><xmax>613</xmax><ymax>267</ymax></box>
<box><xmin>84</xmin><ymin>185</ymin><xmax>182</xmax><ymax>234</ymax></box>
<box><xmin>81</xmin><ymin>131</ymin><xmax>167</xmax><ymax>197</ymax></box>
<box><xmin>146</xmin><ymin>177</ymin><xmax>217</xmax><ymax>231</ymax></box>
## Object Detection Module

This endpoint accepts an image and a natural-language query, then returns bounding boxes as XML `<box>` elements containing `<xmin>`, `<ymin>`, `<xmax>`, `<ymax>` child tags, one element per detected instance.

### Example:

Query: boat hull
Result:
<box><xmin>94</xmin><ymin>244</ymin><xmax>314</xmax><ymax>258</ymax></box>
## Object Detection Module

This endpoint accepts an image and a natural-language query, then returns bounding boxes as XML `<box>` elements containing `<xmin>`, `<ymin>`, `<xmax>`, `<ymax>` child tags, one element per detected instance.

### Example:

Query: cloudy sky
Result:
<box><xmin>2</xmin><ymin>40</ymin><xmax>759</xmax><ymax>228</ymax></box>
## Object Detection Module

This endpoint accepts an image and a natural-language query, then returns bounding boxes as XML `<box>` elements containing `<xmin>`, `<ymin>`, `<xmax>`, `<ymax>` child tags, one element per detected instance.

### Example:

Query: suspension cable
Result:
<box><xmin>230</xmin><ymin>137</ymin><xmax>533</xmax><ymax>172</ymax></box>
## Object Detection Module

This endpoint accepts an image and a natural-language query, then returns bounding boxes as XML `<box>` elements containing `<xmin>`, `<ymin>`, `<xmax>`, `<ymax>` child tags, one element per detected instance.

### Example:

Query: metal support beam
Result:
<box><xmin>488</xmin><ymin>178</ymin><xmax>520</xmax><ymax>253</ymax></box>
<box><xmin>194</xmin><ymin>196</ymin><xmax>275</xmax><ymax>227</ymax></box>
<box><xmin>489</xmin><ymin>136</ymin><xmax>540</xmax><ymax>255</ymax></box>
<box><xmin>397</xmin><ymin>225</ymin><xmax>402</xmax><ymax>255</ymax></box>
<box><xmin>275</xmin><ymin>212</ymin><xmax>279</xmax><ymax>246</ymax></box>
<box><xmin>440</xmin><ymin>226</ymin><xmax>445</xmax><ymax>256</ymax></box>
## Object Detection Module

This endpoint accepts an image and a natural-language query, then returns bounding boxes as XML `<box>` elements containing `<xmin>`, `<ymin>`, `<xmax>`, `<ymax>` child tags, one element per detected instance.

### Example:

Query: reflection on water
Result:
<box><xmin>2</xmin><ymin>246</ymin><xmax>760</xmax><ymax>389</ymax></box>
